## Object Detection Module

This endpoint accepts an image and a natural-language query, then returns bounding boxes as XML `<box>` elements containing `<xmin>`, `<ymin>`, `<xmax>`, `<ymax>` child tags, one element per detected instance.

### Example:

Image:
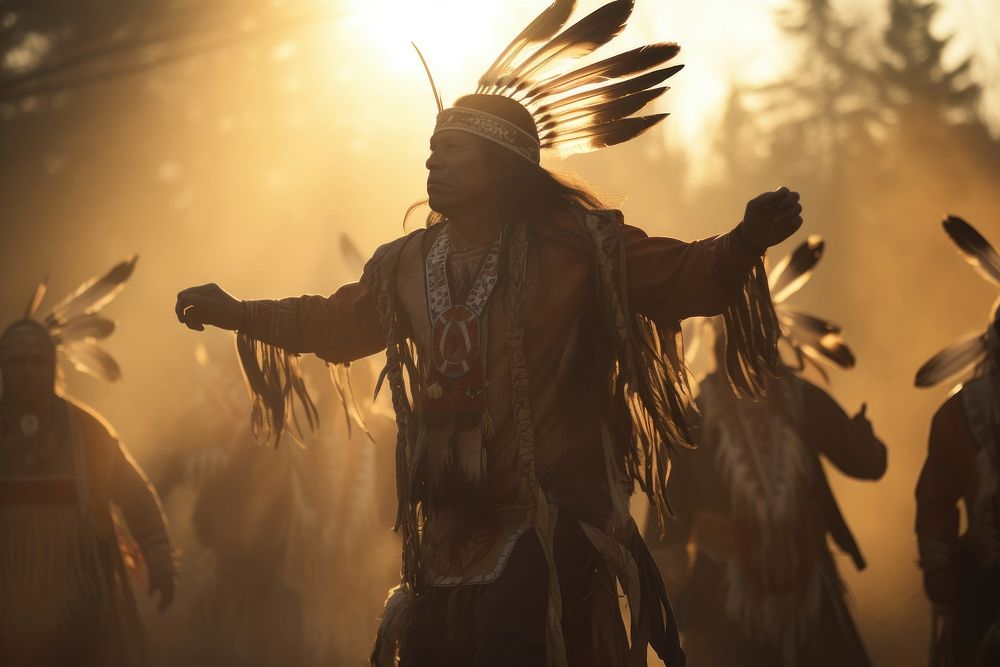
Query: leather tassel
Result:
<box><xmin>481</xmin><ymin>410</ymin><xmax>496</xmax><ymax>440</ymax></box>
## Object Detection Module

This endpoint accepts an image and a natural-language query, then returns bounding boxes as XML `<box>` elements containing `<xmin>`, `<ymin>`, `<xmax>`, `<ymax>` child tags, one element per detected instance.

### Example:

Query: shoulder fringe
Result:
<box><xmin>579</xmin><ymin>210</ymin><xmax>779</xmax><ymax>535</ymax></box>
<box><xmin>362</xmin><ymin>234</ymin><xmax>426</xmax><ymax>591</ymax></box>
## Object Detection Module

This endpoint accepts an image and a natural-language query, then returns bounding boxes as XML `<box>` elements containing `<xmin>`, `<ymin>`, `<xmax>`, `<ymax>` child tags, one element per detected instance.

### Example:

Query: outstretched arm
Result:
<box><xmin>626</xmin><ymin>186</ymin><xmax>803</xmax><ymax>323</ymax></box>
<box><xmin>175</xmin><ymin>280</ymin><xmax>385</xmax><ymax>364</ymax></box>
<box><xmin>799</xmin><ymin>379</ymin><xmax>888</xmax><ymax>480</ymax></box>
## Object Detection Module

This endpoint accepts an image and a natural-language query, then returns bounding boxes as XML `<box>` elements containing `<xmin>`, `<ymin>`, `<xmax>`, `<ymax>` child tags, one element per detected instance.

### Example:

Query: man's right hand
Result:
<box><xmin>175</xmin><ymin>284</ymin><xmax>244</xmax><ymax>332</ymax></box>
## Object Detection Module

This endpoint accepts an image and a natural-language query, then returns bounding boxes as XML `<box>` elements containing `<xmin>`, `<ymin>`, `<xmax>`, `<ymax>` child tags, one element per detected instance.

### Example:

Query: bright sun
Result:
<box><xmin>336</xmin><ymin>0</ymin><xmax>533</xmax><ymax>89</ymax></box>
<box><xmin>326</xmin><ymin>0</ymin><xmax>795</xmax><ymax>183</ymax></box>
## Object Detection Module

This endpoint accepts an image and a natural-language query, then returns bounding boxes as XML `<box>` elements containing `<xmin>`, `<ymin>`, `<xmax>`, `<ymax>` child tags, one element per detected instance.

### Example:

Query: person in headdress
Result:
<box><xmin>915</xmin><ymin>216</ymin><xmax>1000</xmax><ymax>667</ymax></box>
<box><xmin>174</xmin><ymin>1</ymin><xmax>804</xmax><ymax>664</ymax></box>
<box><xmin>646</xmin><ymin>236</ymin><xmax>886</xmax><ymax>667</ymax></box>
<box><xmin>0</xmin><ymin>258</ymin><xmax>176</xmax><ymax>667</ymax></box>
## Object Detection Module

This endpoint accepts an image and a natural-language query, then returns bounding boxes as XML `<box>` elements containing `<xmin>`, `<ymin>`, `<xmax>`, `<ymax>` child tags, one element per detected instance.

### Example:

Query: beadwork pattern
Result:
<box><xmin>434</xmin><ymin>107</ymin><xmax>540</xmax><ymax>163</ymax></box>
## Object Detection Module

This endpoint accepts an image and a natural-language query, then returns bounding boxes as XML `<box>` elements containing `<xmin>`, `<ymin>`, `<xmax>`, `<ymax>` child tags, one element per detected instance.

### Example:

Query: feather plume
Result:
<box><xmin>542</xmin><ymin>113</ymin><xmax>668</xmax><ymax>156</ymax></box>
<box><xmin>778</xmin><ymin>308</ymin><xmax>854</xmax><ymax>370</ymax></box>
<box><xmin>411</xmin><ymin>42</ymin><xmax>443</xmax><ymax>113</ymax></box>
<box><xmin>769</xmin><ymin>235</ymin><xmax>823</xmax><ymax>304</ymax></box>
<box><xmin>534</xmin><ymin>64</ymin><xmax>682</xmax><ymax>116</ymax></box>
<box><xmin>62</xmin><ymin>342</ymin><xmax>122</xmax><ymax>382</ymax></box>
<box><xmin>339</xmin><ymin>233</ymin><xmax>366</xmax><ymax>279</ymax></box>
<box><xmin>23</xmin><ymin>279</ymin><xmax>48</xmax><ymax>319</ymax></box>
<box><xmin>494</xmin><ymin>0</ymin><xmax>635</xmax><ymax>94</ymax></box>
<box><xmin>798</xmin><ymin>335</ymin><xmax>856</xmax><ymax>370</ymax></box>
<box><xmin>477</xmin><ymin>0</ymin><xmax>577</xmax><ymax>92</ymax></box>
<box><xmin>943</xmin><ymin>215</ymin><xmax>1000</xmax><ymax>286</ymax></box>
<box><xmin>44</xmin><ymin>256</ymin><xmax>138</xmax><ymax>326</ymax></box>
<box><xmin>538</xmin><ymin>87</ymin><xmax>666</xmax><ymax>134</ymax></box>
<box><xmin>778</xmin><ymin>311</ymin><xmax>841</xmax><ymax>338</ymax></box>
<box><xmin>525</xmin><ymin>42</ymin><xmax>679</xmax><ymax>101</ymax></box>
<box><xmin>52</xmin><ymin>314</ymin><xmax>116</xmax><ymax>344</ymax></box>
<box><xmin>915</xmin><ymin>332</ymin><xmax>988</xmax><ymax>388</ymax></box>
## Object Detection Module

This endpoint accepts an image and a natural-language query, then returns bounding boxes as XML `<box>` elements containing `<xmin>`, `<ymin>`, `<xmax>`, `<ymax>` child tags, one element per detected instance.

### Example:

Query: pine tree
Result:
<box><xmin>755</xmin><ymin>0</ymin><xmax>882</xmax><ymax>178</ymax></box>
<box><xmin>878</xmin><ymin>0</ymin><xmax>1000</xmax><ymax>183</ymax></box>
<box><xmin>881</xmin><ymin>0</ymin><xmax>981</xmax><ymax>127</ymax></box>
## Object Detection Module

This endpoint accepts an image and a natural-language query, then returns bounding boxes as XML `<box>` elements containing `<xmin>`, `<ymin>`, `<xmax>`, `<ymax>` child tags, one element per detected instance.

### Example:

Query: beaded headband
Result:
<box><xmin>433</xmin><ymin>107</ymin><xmax>541</xmax><ymax>164</ymax></box>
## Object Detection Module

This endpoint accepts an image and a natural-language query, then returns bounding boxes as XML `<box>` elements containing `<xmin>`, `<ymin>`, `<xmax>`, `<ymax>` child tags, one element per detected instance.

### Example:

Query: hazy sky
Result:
<box><xmin>325</xmin><ymin>0</ymin><xmax>999</xmax><ymax>182</ymax></box>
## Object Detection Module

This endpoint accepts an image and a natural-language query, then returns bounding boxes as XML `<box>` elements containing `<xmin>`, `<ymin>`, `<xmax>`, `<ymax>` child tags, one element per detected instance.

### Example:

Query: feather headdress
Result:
<box><xmin>915</xmin><ymin>216</ymin><xmax>1000</xmax><ymax>389</ymax></box>
<box><xmin>768</xmin><ymin>235</ymin><xmax>855</xmax><ymax>382</ymax></box>
<box><xmin>426</xmin><ymin>0</ymin><xmax>682</xmax><ymax>162</ymax></box>
<box><xmin>1</xmin><ymin>256</ymin><xmax>137</xmax><ymax>382</ymax></box>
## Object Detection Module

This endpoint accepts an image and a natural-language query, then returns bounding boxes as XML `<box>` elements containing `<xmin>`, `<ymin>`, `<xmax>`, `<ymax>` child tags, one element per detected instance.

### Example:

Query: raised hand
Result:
<box><xmin>849</xmin><ymin>402</ymin><xmax>874</xmax><ymax>439</ymax></box>
<box><xmin>175</xmin><ymin>283</ymin><xmax>244</xmax><ymax>332</ymax></box>
<box><xmin>740</xmin><ymin>186</ymin><xmax>803</xmax><ymax>251</ymax></box>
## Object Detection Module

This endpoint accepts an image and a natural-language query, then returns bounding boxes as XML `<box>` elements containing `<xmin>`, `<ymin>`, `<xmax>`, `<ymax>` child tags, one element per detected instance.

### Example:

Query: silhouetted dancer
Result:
<box><xmin>1</xmin><ymin>259</ymin><xmax>175</xmax><ymax>666</ymax></box>
<box><xmin>915</xmin><ymin>216</ymin><xmax>1000</xmax><ymax>667</ymax></box>
<box><xmin>174</xmin><ymin>2</ymin><xmax>805</xmax><ymax>664</ymax></box>
<box><xmin>647</xmin><ymin>237</ymin><xmax>885</xmax><ymax>667</ymax></box>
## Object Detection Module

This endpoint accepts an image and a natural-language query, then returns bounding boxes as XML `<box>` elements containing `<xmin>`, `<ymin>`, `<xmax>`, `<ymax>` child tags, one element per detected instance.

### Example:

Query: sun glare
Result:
<box><xmin>336</xmin><ymin>0</ymin><xmax>533</xmax><ymax>92</ymax></box>
<box><xmin>327</xmin><ymin>0</ymin><xmax>794</xmax><ymax>182</ymax></box>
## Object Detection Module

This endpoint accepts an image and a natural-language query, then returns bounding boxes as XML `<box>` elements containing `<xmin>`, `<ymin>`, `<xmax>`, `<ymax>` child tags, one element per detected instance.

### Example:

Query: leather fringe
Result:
<box><xmin>721</xmin><ymin>257</ymin><xmax>781</xmax><ymax>398</ymax></box>
<box><xmin>583</xmin><ymin>212</ymin><xmax>779</xmax><ymax>537</ymax></box>
<box><xmin>236</xmin><ymin>333</ymin><xmax>319</xmax><ymax>447</ymax></box>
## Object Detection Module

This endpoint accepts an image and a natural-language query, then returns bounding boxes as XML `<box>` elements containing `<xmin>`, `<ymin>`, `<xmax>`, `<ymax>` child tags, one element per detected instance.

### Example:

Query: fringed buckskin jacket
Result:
<box><xmin>239</xmin><ymin>209</ymin><xmax>777</xmax><ymax>667</ymax></box>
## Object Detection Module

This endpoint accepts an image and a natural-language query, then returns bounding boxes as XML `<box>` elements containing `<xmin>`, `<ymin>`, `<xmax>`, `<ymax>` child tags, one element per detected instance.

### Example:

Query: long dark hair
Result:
<box><xmin>421</xmin><ymin>137</ymin><xmax>606</xmax><ymax>228</ymax></box>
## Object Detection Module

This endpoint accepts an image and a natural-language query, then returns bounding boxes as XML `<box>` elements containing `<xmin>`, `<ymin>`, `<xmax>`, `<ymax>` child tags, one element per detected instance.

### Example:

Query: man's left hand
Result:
<box><xmin>739</xmin><ymin>186</ymin><xmax>803</xmax><ymax>250</ymax></box>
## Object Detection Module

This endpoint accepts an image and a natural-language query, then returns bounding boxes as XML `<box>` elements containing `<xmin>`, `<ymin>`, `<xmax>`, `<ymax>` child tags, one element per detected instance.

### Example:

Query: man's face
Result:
<box><xmin>1</xmin><ymin>348</ymin><xmax>55</xmax><ymax>410</ymax></box>
<box><xmin>425</xmin><ymin>130</ymin><xmax>501</xmax><ymax>216</ymax></box>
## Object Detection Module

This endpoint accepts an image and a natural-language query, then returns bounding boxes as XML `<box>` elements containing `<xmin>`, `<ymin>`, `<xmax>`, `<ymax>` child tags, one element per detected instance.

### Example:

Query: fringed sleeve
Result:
<box><xmin>624</xmin><ymin>223</ymin><xmax>780</xmax><ymax>397</ymax></box>
<box><xmin>239</xmin><ymin>284</ymin><xmax>385</xmax><ymax>363</ymax></box>
<box><xmin>588</xmin><ymin>215</ymin><xmax>779</xmax><ymax>531</ymax></box>
<box><xmin>237</xmin><ymin>284</ymin><xmax>386</xmax><ymax>447</ymax></box>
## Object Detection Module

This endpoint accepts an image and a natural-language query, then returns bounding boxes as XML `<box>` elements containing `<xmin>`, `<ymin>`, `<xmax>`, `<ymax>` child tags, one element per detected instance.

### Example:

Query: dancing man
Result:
<box><xmin>176</xmin><ymin>1</ymin><xmax>803</xmax><ymax>664</ymax></box>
